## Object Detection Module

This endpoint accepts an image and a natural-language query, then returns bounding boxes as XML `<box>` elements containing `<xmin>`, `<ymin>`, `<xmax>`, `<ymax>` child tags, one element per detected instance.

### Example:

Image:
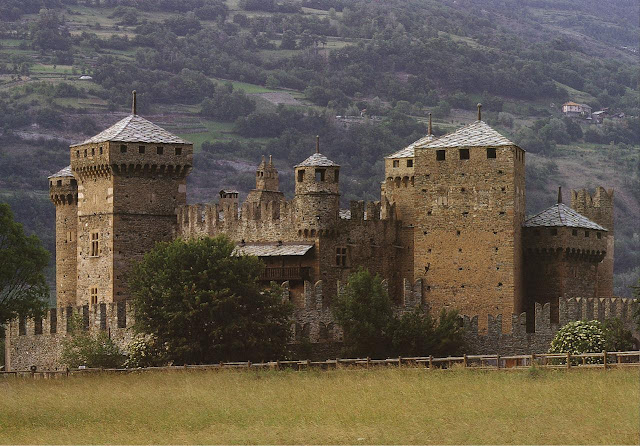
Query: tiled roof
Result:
<box><xmin>386</xmin><ymin>134</ymin><xmax>436</xmax><ymax>159</ymax></box>
<box><xmin>71</xmin><ymin>114</ymin><xmax>190</xmax><ymax>147</ymax></box>
<box><xmin>524</xmin><ymin>203</ymin><xmax>606</xmax><ymax>231</ymax></box>
<box><xmin>418</xmin><ymin>121</ymin><xmax>515</xmax><ymax>149</ymax></box>
<box><xmin>295</xmin><ymin>153</ymin><xmax>339</xmax><ymax>167</ymax></box>
<box><xmin>48</xmin><ymin>165</ymin><xmax>73</xmax><ymax>178</ymax></box>
<box><xmin>233</xmin><ymin>243</ymin><xmax>314</xmax><ymax>257</ymax></box>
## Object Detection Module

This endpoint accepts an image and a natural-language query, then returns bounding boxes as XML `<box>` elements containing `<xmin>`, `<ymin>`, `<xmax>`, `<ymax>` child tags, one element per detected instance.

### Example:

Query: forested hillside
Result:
<box><xmin>0</xmin><ymin>0</ymin><xmax>638</xmax><ymax>296</ymax></box>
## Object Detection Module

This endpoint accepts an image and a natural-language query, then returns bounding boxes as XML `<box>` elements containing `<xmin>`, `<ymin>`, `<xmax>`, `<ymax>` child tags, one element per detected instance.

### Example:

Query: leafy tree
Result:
<box><xmin>390</xmin><ymin>306</ymin><xmax>464</xmax><ymax>357</ymax></box>
<box><xmin>201</xmin><ymin>85</ymin><xmax>256</xmax><ymax>122</ymax></box>
<box><xmin>280</xmin><ymin>30</ymin><xmax>298</xmax><ymax>50</ymax></box>
<box><xmin>129</xmin><ymin>236</ymin><xmax>293</xmax><ymax>364</ymax></box>
<box><xmin>60</xmin><ymin>315</ymin><xmax>125</xmax><ymax>369</ymax></box>
<box><xmin>30</xmin><ymin>9</ymin><xmax>71</xmax><ymax>51</ymax></box>
<box><xmin>602</xmin><ymin>318</ymin><xmax>635</xmax><ymax>352</ymax></box>
<box><xmin>0</xmin><ymin>203</ymin><xmax>49</xmax><ymax>326</ymax></box>
<box><xmin>332</xmin><ymin>268</ymin><xmax>393</xmax><ymax>357</ymax></box>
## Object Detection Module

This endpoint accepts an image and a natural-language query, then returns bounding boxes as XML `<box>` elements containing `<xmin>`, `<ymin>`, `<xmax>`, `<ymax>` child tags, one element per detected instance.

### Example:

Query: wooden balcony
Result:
<box><xmin>261</xmin><ymin>266</ymin><xmax>311</xmax><ymax>282</ymax></box>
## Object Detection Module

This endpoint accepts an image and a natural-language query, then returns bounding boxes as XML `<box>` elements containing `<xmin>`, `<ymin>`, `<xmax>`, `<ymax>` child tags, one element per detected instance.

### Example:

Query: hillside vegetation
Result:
<box><xmin>0</xmin><ymin>0</ymin><xmax>638</xmax><ymax>296</ymax></box>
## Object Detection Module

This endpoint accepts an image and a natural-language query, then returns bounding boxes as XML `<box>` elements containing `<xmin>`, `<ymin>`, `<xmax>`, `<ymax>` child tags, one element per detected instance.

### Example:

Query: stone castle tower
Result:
<box><xmin>48</xmin><ymin>167</ymin><xmax>78</xmax><ymax>307</ymax></box>
<box><xmin>293</xmin><ymin>137</ymin><xmax>340</xmax><ymax>235</ymax></box>
<box><xmin>50</xmin><ymin>92</ymin><xmax>193</xmax><ymax>306</ymax></box>
<box><xmin>246</xmin><ymin>155</ymin><xmax>284</xmax><ymax>206</ymax></box>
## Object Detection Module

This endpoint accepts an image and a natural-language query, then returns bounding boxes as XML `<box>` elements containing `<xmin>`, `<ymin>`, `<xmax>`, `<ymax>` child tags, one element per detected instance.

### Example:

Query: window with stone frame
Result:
<box><xmin>393</xmin><ymin>160</ymin><xmax>399</xmax><ymax>168</ymax></box>
<box><xmin>90</xmin><ymin>287</ymin><xmax>98</xmax><ymax>305</ymax></box>
<box><xmin>406</xmin><ymin>159</ymin><xmax>413</xmax><ymax>167</ymax></box>
<box><xmin>486</xmin><ymin>148</ymin><xmax>497</xmax><ymax>159</ymax></box>
<box><xmin>315</xmin><ymin>168</ymin><xmax>326</xmax><ymax>182</ymax></box>
<box><xmin>90</xmin><ymin>231</ymin><xmax>100</xmax><ymax>257</ymax></box>
<box><xmin>459</xmin><ymin>148</ymin><xmax>470</xmax><ymax>160</ymax></box>
<box><xmin>297</xmin><ymin>170</ymin><xmax>305</xmax><ymax>182</ymax></box>
<box><xmin>335</xmin><ymin>246</ymin><xmax>348</xmax><ymax>267</ymax></box>
<box><xmin>436</xmin><ymin>150</ymin><xmax>446</xmax><ymax>161</ymax></box>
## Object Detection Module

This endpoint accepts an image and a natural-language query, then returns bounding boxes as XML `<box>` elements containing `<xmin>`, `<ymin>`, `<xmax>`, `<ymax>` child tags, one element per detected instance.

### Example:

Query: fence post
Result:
<box><xmin>530</xmin><ymin>353</ymin><xmax>535</xmax><ymax>367</ymax></box>
<box><xmin>566</xmin><ymin>352</ymin><xmax>571</xmax><ymax>369</ymax></box>
<box><xmin>463</xmin><ymin>354</ymin><xmax>468</xmax><ymax>368</ymax></box>
<box><xmin>276</xmin><ymin>360</ymin><xmax>281</xmax><ymax>370</ymax></box>
<box><xmin>617</xmin><ymin>353</ymin><xmax>621</xmax><ymax>366</ymax></box>
<box><xmin>366</xmin><ymin>357</ymin><xmax>370</xmax><ymax>369</ymax></box>
<box><xmin>247</xmin><ymin>361</ymin><xmax>251</xmax><ymax>369</ymax></box>
<box><xmin>428</xmin><ymin>355</ymin><xmax>433</xmax><ymax>369</ymax></box>
<box><xmin>398</xmin><ymin>356</ymin><xmax>402</xmax><ymax>368</ymax></box>
<box><xmin>496</xmin><ymin>355</ymin><xmax>500</xmax><ymax>369</ymax></box>
<box><xmin>603</xmin><ymin>351</ymin><xmax>607</xmax><ymax>370</ymax></box>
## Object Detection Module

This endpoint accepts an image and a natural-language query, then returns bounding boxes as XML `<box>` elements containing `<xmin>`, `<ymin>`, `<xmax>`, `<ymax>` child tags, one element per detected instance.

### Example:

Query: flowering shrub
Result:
<box><xmin>549</xmin><ymin>320</ymin><xmax>606</xmax><ymax>364</ymax></box>
<box><xmin>124</xmin><ymin>336</ymin><xmax>168</xmax><ymax>368</ymax></box>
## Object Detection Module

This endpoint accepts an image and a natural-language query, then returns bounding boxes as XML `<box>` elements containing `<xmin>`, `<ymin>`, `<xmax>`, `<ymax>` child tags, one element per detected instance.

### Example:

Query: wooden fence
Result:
<box><xmin>2</xmin><ymin>350</ymin><xmax>639</xmax><ymax>379</ymax></box>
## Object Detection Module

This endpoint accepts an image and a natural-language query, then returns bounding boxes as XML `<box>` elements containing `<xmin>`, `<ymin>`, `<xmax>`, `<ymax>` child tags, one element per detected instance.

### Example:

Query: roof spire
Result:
<box><xmin>477</xmin><ymin>103</ymin><xmax>482</xmax><ymax>121</ymax></box>
<box><xmin>132</xmin><ymin>90</ymin><xmax>137</xmax><ymax>115</ymax></box>
<box><xmin>316</xmin><ymin>135</ymin><xmax>320</xmax><ymax>153</ymax></box>
<box><xmin>558</xmin><ymin>186</ymin><xmax>562</xmax><ymax>204</ymax></box>
<box><xmin>269</xmin><ymin>154</ymin><xmax>273</xmax><ymax>166</ymax></box>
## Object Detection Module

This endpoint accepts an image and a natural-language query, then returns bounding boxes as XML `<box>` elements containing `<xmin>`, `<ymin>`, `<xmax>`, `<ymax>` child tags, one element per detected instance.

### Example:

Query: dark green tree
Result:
<box><xmin>129</xmin><ymin>236</ymin><xmax>293</xmax><ymax>364</ymax></box>
<box><xmin>0</xmin><ymin>203</ymin><xmax>49</xmax><ymax>326</ymax></box>
<box><xmin>60</xmin><ymin>315</ymin><xmax>125</xmax><ymax>369</ymax></box>
<box><xmin>332</xmin><ymin>268</ymin><xmax>394</xmax><ymax>357</ymax></box>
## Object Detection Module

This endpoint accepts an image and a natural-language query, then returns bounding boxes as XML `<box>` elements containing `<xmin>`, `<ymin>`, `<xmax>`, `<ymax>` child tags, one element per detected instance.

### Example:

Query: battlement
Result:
<box><xmin>570</xmin><ymin>187</ymin><xmax>614</xmax><ymax>230</ymax></box>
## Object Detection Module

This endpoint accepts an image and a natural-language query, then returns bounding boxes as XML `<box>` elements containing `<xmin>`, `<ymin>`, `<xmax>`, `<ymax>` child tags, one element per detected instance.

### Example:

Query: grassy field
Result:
<box><xmin>0</xmin><ymin>367</ymin><xmax>638</xmax><ymax>444</ymax></box>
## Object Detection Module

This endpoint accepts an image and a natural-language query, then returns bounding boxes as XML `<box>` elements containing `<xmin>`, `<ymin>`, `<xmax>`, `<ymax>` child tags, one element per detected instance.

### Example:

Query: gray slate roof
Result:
<box><xmin>524</xmin><ymin>203</ymin><xmax>606</xmax><ymax>231</ymax></box>
<box><xmin>233</xmin><ymin>243</ymin><xmax>314</xmax><ymax>257</ymax></box>
<box><xmin>49</xmin><ymin>165</ymin><xmax>73</xmax><ymax>178</ymax></box>
<box><xmin>418</xmin><ymin>120</ymin><xmax>515</xmax><ymax>149</ymax></box>
<box><xmin>295</xmin><ymin>152</ymin><xmax>339</xmax><ymax>167</ymax></box>
<box><xmin>71</xmin><ymin>114</ymin><xmax>190</xmax><ymax>147</ymax></box>
<box><xmin>386</xmin><ymin>134</ymin><xmax>436</xmax><ymax>159</ymax></box>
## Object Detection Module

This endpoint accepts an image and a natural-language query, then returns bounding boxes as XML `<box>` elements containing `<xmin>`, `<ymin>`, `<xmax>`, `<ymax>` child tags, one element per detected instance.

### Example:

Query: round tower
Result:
<box><xmin>49</xmin><ymin>166</ymin><xmax>78</xmax><ymax>307</ymax></box>
<box><xmin>293</xmin><ymin>137</ymin><xmax>340</xmax><ymax>233</ymax></box>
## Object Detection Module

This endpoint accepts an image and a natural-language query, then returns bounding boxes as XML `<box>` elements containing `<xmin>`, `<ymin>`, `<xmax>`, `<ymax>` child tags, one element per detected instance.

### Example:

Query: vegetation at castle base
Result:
<box><xmin>549</xmin><ymin>319</ymin><xmax>635</xmax><ymax>364</ymax></box>
<box><xmin>0</xmin><ymin>202</ymin><xmax>49</xmax><ymax>326</ymax></box>
<box><xmin>60</xmin><ymin>315</ymin><xmax>125</xmax><ymax>369</ymax></box>
<box><xmin>129</xmin><ymin>235</ymin><xmax>293</xmax><ymax>365</ymax></box>
<box><xmin>333</xmin><ymin>268</ymin><xmax>464</xmax><ymax>358</ymax></box>
<box><xmin>1</xmin><ymin>367</ymin><xmax>638</xmax><ymax>444</ymax></box>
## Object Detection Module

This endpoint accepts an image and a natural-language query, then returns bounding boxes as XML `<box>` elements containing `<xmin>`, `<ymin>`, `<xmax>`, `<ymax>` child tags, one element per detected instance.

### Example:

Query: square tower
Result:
<box><xmin>68</xmin><ymin>103</ymin><xmax>193</xmax><ymax>306</ymax></box>
<box><xmin>413</xmin><ymin>116</ymin><xmax>525</xmax><ymax>331</ymax></box>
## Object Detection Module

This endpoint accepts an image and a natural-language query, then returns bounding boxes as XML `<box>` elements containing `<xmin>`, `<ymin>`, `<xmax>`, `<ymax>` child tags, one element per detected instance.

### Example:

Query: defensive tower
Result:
<box><xmin>69</xmin><ymin>91</ymin><xmax>193</xmax><ymax>304</ymax></box>
<box><xmin>246</xmin><ymin>155</ymin><xmax>284</xmax><ymax>206</ymax></box>
<box><xmin>49</xmin><ymin>166</ymin><xmax>78</xmax><ymax>307</ymax></box>
<box><xmin>412</xmin><ymin>105</ymin><xmax>526</xmax><ymax>331</ymax></box>
<box><xmin>294</xmin><ymin>137</ymin><xmax>340</xmax><ymax>234</ymax></box>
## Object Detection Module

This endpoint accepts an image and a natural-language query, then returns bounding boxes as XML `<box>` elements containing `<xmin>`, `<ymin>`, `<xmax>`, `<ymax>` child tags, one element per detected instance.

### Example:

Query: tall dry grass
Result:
<box><xmin>0</xmin><ymin>367</ymin><xmax>638</xmax><ymax>444</ymax></box>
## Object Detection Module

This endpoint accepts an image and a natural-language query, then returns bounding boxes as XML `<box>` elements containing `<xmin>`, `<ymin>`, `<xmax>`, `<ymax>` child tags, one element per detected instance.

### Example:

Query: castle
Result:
<box><xmin>5</xmin><ymin>97</ymin><xmax>635</xmax><ymax>371</ymax></box>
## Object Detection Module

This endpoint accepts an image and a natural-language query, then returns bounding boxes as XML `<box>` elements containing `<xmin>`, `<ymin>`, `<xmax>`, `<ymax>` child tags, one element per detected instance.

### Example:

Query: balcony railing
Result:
<box><xmin>261</xmin><ymin>267</ymin><xmax>311</xmax><ymax>281</ymax></box>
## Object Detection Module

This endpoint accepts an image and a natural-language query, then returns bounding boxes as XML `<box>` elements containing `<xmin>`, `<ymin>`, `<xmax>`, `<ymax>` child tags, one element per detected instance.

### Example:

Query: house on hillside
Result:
<box><xmin>562</xmin><ymin>102</ymin><xmax>592</xmax><ymax>118</ymax></box>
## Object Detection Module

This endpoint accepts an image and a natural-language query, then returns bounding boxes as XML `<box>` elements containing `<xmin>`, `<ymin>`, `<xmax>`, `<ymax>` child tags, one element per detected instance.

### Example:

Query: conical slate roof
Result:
<box><xmin>48</xmin><ymin>165</ymin><xmax>73</xmax><ymax>178</ymax></box>
<box><xmin>295</xmin><ymin>152</ymin><xmax>339</xmax><ymax>167</ymax></box>
<box><xmin>386</xmin><ymin>134</ymin><xmax>437</xmax><ymax>159</ymax></box>
<box><xmin>70</xmin><ymin>114</ymin><xmax>189</xmax><ymax>147</ymax></box>
<box><xmin>418</xmin><ymin>120</ymin><xmax>515</xmax><ymax>149</ymax></box>
<box><xmin>524</xmin><ymin>203</ymin><xmax>606</xmax><ymax>231</ymax></box>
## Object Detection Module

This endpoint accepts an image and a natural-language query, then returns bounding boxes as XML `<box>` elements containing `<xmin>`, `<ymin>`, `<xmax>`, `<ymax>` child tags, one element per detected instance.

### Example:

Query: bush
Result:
<box><xmin>124</xmin><ymin>336</ymin><xmax>168</xmax><ymax>368</ymax></box>
<box><xmin>60</xmin><ymin>316</ymin><xmax>125</xmax><ymax>369</ymax></box>
<box><xmin>549</xmin><ymin>320</ymin><xmax>606</xmax><ymax>363</ymax></box>
<box><xmin>390</xmin><ymin>307</ymin><xmax>464</xmax><ymax>357</ymax></box>
<box><xmin>602</xmin><ymin>318</ymin><xmax>635</xmax><ymax>351</ymax></box>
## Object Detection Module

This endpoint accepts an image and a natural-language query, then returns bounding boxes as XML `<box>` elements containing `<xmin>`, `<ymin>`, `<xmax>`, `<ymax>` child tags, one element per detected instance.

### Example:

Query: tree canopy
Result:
<box><xmin>0</xmin><ymin>202</ymin><xmax>49</xmax><ymax>326</ymax></box>
<box><xmin>128</xmin><ymin>235</ymin><xmax>293</xmax><ymax>364</ymax></box>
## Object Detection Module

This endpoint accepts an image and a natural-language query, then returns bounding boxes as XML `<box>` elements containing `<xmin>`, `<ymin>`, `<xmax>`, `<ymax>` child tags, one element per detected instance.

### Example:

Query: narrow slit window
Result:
<box><xmin>139</xmin><ymin>145</ymin><xmax>145</xmax><ymax>154</ymax></box>
<box><xmin>335</xmin><ymin>247</ymin><xmax>347</xmax><ymax>267</ymax></box>
<box><xmin>90</xmin><ymin>232</ymin><xmax>100</xmax><ymax>257</ymax></box>
<box><xmin>297</xmin><ymin>170</ymin><xmax>305</xmax><ymax>183</ymax></box>
<box><xmin>157</xmin><ymin>146</ymin><xmax>163</xmax><ymax>155</ymax></box>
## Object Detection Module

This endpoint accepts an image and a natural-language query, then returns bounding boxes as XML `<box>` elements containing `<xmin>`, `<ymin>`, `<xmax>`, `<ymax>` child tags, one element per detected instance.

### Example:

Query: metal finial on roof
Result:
<box><xmin>428</xmin><ymin>113</ymin><xmax>433</xmax><ymax>136</ymax></box>
<box><xmin>261</xmin><ymin>154</ymin><xmax>266</xmax><ymax>164</ymax></box>
<box><xmin>316</xmin><ymin>135</ymin><xmax>320</xmax><ymax>153</ymax></box>
<box><xmin>558</xmin><ymin>186</ymin><xmax>562</xmax><ymax>204</ymax></box>
<box><xmin>477</xmin><ymin>103</ymin><xmax>482</xmax><ymax>121</ymax></box>
<box><xmin>269</xmin><ymin>155</ymin><xmax>273</xmax><ymax>165</ymax></box>
<box><xmin>132</xmin><ymin>90</ymin><xmax>137</xmax><ymax>115</ymax></box>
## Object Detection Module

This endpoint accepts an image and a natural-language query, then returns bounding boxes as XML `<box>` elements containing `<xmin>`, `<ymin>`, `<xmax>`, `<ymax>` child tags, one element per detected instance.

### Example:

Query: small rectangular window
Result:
<box><xmin>139</xmin><ymin>145</ymin><xmax>145</xmax><ymax>154</ymax></box>
<box><xmin>406</xmin><ymin>159</ymin><xmax>413</xmax><ymax>167</ymax></box>
<box><xmin>315</xmin><ymin>169</ymin><xmax>326</xmax><ymax>182</ymax></box>
<box><xmin>334</xmin><ymin>170</ymin><xmax>339</xmax><ymax>183</ymax></box>
<box><xmin>76</xmin><ymin>150</ymin><xmax>80</xmax><ymax>158</ymax></box>
<box><xmin>459</xmin><ymin>149</ymin><xmax>470</xmax><ymax>160</ymax></box>
<box><xmin>157</xmin><ymin>146</ymin><xmax>163</xmax><ymax>155</ymax></box>
<box><xmin>585</xmin><ymin>230</ymin><xmax>589</xmax><ymax>237</ymax></box>
<box><xmin>551</xmin><ymin>228</ymin><xmax>558</xmax><ymax>236</ymax></box>
<box><xmin>175</xmin><ymin>147</ymin><xmax>182</xmax><ymax>155</ymax></box>
<box><xmin>335</xmin><ymin>247</ymin><xmax>347</xmax><ymax>267</ymax></box>
<box><xmin>297</xmin><ymin>170</ymin><xmax>305</xmax><ymax>183</ymax></box>
<box><xmin>487</xmin><ymin>148</ymin><xmax>496</xmax><ymax>158</ymax></box>
<box><xmin>90</xmin><ymin>287</ymin><xmax>98</xmax><ymax>306</ymax></box>
<box><xmin>393</xmin><ymin>160</ymin><xmax>399</xmax><ymax>168</ymax></box>
<box><xmin>120</xmin><ymin>144</ymin><xmax>127</xmax><ymax>153</ymax></box>
<box><xmin>436</xmin><ymin>150</ymin><xmax>446</xmax><ymax>161</ymax></box>
<box><xmin>572</xmin><ymin>229</ymin><xmax>578</xmax><ymax>236</ymax></box>
<box><xmin>91</xmin><ymin>148</ymin><xmax>95</xmax><ymax>156</ymax></box>
<box><xmin>90</xmin><ymin>232</ymin><xmax>100</xmax><ymax>257</ymax></box>
<box><xmin>597</xmin><ymin>232</ymin><xmax>602</xmax><ymax>239</ymax></box>
<box><xmin>99</xmin><ymin>146</ymin><xmax>103</xmax><ymax>155</ymax></box>
<box><xmin>84</xmin><ymin>149</ymin><xmax>87</xmax><ymax>157</ymax></box>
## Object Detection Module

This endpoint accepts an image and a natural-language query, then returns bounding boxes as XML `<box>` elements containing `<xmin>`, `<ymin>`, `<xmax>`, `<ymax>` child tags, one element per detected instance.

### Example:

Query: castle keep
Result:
<box><xmin>6</xmin><ymin>101</ymin><xmax>632</xmax><ymax>370</ymax></box>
